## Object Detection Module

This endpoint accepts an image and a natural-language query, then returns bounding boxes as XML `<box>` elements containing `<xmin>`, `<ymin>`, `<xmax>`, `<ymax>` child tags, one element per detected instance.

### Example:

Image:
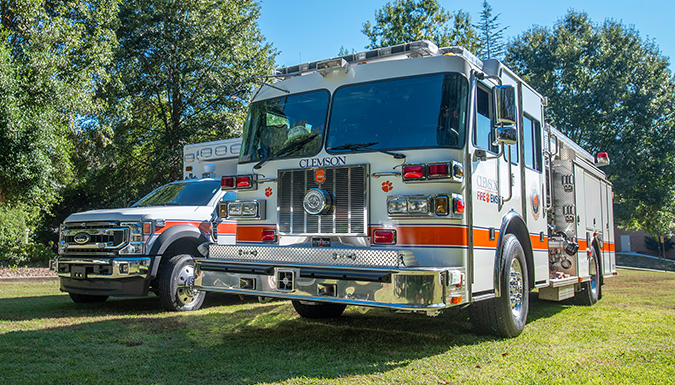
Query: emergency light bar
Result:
<box><xmin>275</xmin><ymin>40</ymin><xmax>440</xmax><ymax>77</ymax></box>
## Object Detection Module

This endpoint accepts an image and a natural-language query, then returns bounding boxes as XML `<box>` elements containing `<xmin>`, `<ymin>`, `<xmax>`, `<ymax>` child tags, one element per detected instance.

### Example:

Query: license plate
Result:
<box><xmin>71</xmin><ymin>265</ymin><xmax>87</xmax><ymax>280</ymax></box>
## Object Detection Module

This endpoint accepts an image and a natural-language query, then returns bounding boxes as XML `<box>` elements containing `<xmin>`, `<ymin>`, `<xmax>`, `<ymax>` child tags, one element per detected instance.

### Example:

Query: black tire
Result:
<box><xmin>69</xmin><ymin>293</ymin><xmax>108</xmax><ymax>303</ymax></box>
<box><xmin>291</xmin><ymin>300</ymin><xmax>347</xmax><ymax>319</ymax></box>
<box><xmin>469</xmin><ymin>234</ymin><xmax>529</xmax><ymax>338</ymax></box>
<box><xmin>157</xmin><ymin>254</ymin><xmax>205</xmax><ymax>311</ymax></box>
<box><xmin>574</xmin><ymin>248</ymin><xmax>600</xmax><ymax>306</ymax></box>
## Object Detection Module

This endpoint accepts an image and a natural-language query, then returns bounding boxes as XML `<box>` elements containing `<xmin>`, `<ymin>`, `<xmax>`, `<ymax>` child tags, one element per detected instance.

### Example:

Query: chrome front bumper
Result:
<box><xmin>54</xmin><ymin>257</ymin><xmax>151</xmax><ymax>280</ymax></box>
<box><xmin>195</xmin><ymin>244</ymin><xmax>467</xmax><ymax>311</ymax></box>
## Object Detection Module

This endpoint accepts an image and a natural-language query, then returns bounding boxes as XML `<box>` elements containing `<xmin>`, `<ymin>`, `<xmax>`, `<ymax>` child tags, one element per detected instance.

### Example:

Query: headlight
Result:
<box><xmin>120</xmin><ymin>222</ymin><xmax>152</xmax><ymax>255</ymax></box>
<box><xmin>226</xmin><ymin>200</ymin><xmax>265</xmax><ymax>219</ymax></box>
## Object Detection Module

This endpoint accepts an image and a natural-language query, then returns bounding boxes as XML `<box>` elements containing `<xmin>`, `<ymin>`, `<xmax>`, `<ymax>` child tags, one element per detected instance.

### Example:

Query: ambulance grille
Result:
<box><xmin>277</xmin><ymin>164</ymin><xmax>367</xmax><ymax>235</ymax></box>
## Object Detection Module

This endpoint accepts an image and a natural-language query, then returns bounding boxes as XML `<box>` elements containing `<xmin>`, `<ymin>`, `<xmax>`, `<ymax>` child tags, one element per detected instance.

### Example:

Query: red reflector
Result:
<box><xmin>221</xmin><ymin>176</ymin><xmax>235</xmax><ymax>189</ymax></box>
<box><xmin>597</xmin><ymin>152</ymin><xmax>608</xmax><ymax>158</ymax></box>
<box><xmin>428</xmin><ymin>164</ymin><xmax>449</xmax><ymax>177</ymax></box>
<box><xmin>453</xmin><ymin>196</ymin><xmax>465</xmax><ymax>214</ymax></box>
<box><xmin>373</xmin><ymin>229</ymin><xmax>396</xmax><ymax>244</ymax></box>
<box><xmin>403</xmin><ymin>165</ymin><xmax>425</xmax><ymax>180</ymax></box>
<box><xmin>261</xmin><ymin>229</ymin><xmax>276</xmax><ymax>242</ymax></box>
<box><xmin>236</xmin><ymin>176</ymin><xmax>251</xmax><ymax>188</ymax></box>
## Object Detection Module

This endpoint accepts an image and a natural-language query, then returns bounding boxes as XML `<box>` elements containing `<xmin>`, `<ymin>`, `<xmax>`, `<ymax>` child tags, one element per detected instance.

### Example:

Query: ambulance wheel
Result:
<box><xmin>157</xmin><ymin>254</ymin><xmax>205</xmax><ymax>312</ymax></box>
<box><xmin>69</xmin><ymin>293</ymin><xmax>108</xmax><ymax>303</ymax></box>
<box><xmin>469</xmin><ymin>234</ymin><xmax>529</xmax><ymax>338</ymax></box>
<box><xmin>292</xmin><ymin>300</ymin><xmax>346</xmax><ymax>319</ymax></box>
<box><xmin>575</xmin><ymin>249</ymin><xmax>600</xmax><ymax>306</ymax></box>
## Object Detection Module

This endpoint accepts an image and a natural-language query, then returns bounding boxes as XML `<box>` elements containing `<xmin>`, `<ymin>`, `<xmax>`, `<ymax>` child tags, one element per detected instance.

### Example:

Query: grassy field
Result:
<box><xmin>616</xmin><ymin>253</ymin><xmax>675</xmax><ymax>272</ymax></box>
<box><xmin>1</xmin><ymin>269</ymin><xmax>674</xmax><ymax>385</ymax></box>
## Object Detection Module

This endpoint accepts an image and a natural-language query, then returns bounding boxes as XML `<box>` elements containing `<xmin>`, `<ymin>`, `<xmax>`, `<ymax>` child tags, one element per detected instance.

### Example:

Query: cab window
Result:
<box><xmin>474</xmin><ymin>85</ymin><xmax>498</xmax><ymax>153</ymax></box>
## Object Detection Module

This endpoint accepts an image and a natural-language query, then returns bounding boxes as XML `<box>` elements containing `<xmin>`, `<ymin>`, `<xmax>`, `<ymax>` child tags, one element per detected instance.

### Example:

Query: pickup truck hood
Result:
<box><xmin>64</xmin><ymin>206</ymin><xmax>212</xmax><ymax>223</ymax></box>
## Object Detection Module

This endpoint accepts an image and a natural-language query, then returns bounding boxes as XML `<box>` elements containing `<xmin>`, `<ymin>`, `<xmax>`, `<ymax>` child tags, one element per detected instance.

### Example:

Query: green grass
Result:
<box><xmin>616</xmin><ymin>253</ymin><xmax>675</xmax><ymax>272</ymax></box>
<box><xmin>1</xmin><ymin>270</ymin><xmax>674</xmax><ymax>384</ymax></box>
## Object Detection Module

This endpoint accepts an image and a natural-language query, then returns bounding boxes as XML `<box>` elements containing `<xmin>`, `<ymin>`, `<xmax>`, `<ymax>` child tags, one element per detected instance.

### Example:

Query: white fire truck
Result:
<box><xmin>194</xmin><ymin>41</ymin><xmax>616</xmax><ymax>337</ymax></box>
<box><xmin>53</xmin><ymin>138</ymin><xmax>240</xmax><ymax>311</ymax></box>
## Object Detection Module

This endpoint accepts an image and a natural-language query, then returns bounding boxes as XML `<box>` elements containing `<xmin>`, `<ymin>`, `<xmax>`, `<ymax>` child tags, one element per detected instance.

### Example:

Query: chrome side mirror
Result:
<box><xmin>496</xmin><ymin>127</ymin><xmax>517</xmax><ymax>145</ymax></box>
<box><xmin>494</xmin><ymin>85</ymin><xmax>516</xmax><ymax>126</ymax></box>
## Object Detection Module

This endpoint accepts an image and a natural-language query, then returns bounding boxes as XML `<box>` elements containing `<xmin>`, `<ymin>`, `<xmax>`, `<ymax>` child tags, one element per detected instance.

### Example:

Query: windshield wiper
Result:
<box><xmin>253</xmin><ymin>132</ymin><xmax>319</xmax><ymax>169</ymax></box>
<box><xmin>328</xmin><ymin>142</ymin><xmax>406</xmax><ymax>159</ymax></box>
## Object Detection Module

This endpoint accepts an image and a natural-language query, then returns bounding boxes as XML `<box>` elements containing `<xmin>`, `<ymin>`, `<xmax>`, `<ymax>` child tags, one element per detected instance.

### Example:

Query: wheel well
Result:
<box><xmin>153</xmin><ymin>238</ymin><xmax>201</xmax><ymax>280</ymax></box>
<box><xmin>497</xmin><ymin>212</ymin><xmax>535</xmax><ymax>290</ymax></box>
<box><xmin>591</xmin><ymin>239</ymin><xmax>603</xmax><ymax>285</ymax></box>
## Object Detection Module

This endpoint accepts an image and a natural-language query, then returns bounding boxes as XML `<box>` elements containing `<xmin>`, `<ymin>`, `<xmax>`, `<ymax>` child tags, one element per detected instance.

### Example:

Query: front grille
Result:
<box><xmin>278</xmin><ymin>164</ymin><xmax>367</xmax><ymax>235</ymax></box>
<box><xmin>62</xmin><ymin>222</ymin><xmax>129</xmax><ymax>253</ymax></box>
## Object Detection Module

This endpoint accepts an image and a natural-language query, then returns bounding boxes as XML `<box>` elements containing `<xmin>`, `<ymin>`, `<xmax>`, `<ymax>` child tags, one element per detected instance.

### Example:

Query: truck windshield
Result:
<box><xmin>327</xmin><ymin>73</ymin><xmax>468</xmax><ymax>152</ymax></box>
<box><xmin>133</xmin><ymin>180</ymin><xmax>220</xmax><ymax>207</ymax></box>
<box><xmin>240</xmin><ymin>90</ymin><xmax>329</xmax><ymax>163</ymax></box>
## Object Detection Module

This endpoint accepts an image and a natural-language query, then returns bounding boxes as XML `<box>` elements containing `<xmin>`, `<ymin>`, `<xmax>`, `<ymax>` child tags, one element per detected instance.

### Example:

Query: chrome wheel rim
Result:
<box><xmin>176</xmin><ymin>265</ymin><xmax>199</xmax><ymax>305</ymax></box>
<box><xmin>509</xmin><ymin>258</ymin><xmax>524</xmax><ymax>318</ymax></box>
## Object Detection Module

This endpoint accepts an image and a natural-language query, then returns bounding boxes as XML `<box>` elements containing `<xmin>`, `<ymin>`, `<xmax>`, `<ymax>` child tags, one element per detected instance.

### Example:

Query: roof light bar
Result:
<box><xmin>275</xmin><ymin>40</ymin><xmax>440</xmax><ymax>77</ymax></box>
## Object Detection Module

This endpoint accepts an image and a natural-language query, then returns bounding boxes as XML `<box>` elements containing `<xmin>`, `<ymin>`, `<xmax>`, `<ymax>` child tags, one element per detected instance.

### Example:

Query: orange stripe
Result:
<box><xmin>237</xmin><ymin>225</ymin><xmax>276</xmax><ymax>242</ymax></box>
<box><xmin>602</xmin><ymin>242</ymin><xmax>615</xmax><ymax>252</ymax></box>
<box><xmin>529</xmin><ymin>234</ymin><xmax>549</xmax><ymax>251</ymax></box>
<box><xmin>154</xmin><ymin>221</ymin><xmax>210</xmax><ymax>235</ymax></box>
<box><xmin>217</xmin><ymin>222</ymin><xmax>236</xmax><ymax>235</ymax></box>
<box><xmin>473</xmin><ymin>228</ymin><xmax>499</xmax><ymax>248</ymax></box>
<box><xmin>371</xmin><ymin>226</ymin><xmax>468</xmax><ymax>246</ymax></box>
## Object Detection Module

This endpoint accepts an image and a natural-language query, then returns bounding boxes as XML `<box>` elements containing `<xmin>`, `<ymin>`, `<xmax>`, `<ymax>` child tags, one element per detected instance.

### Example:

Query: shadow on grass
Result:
<box><xmin>0</xmin><ymin>289</ymin><xmax>577</xmax><ymax>384</ymax></box>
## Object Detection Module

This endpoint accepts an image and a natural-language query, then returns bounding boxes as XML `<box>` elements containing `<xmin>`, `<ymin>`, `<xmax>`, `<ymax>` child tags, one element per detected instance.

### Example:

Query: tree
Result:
<box><xmin>0</xmin><ymin>0</ymin><xmax>118</xmax><ymax>263</ymax></box>
<box><xmin>94</xmin><ymin>0</ymin><xmax>276</xmax><ymax>207</ymax></box>
<box><xmin>362</xmin><ymin>0</ymin><xmax>480</xmax><ymax>52</ymax></box>
<box><xmin>505</xmin><ymin>11</ymin><xmax>675</xmax><ymax>239</ymax></box>
<box><xmin>0</xmin><ymin>0</ymin><xmax>118</xmax><ymax>208</ymax></box>
<box><xmin>475</xmin><ymin>0</ymin><xmax>507</xmax><ymax>59</ymax></box>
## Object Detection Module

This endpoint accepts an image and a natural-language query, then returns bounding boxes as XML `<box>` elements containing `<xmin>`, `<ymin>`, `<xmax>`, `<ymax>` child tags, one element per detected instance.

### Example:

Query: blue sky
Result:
<box><xmin>258</xmin><ymin>0</ymin><xmax>674</xmax><ymax>72</ymax></box>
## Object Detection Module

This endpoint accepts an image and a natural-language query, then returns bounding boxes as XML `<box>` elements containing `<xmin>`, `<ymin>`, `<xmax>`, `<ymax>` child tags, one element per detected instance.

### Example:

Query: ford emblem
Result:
<box><xmin>73</xmin><ymin>232</ymin><xmax>91</xmax><ymax>245</ymax></box>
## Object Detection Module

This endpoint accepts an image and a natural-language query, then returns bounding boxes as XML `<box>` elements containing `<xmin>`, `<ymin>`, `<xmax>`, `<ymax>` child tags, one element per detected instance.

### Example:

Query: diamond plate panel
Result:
<box><xmin>208</xmin><ymin>244</ymin><xmax>418</xmax><ymax>268</ymax></box>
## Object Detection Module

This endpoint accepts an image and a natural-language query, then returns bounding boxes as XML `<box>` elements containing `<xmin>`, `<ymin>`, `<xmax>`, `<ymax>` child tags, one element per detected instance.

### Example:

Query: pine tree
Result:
<box><xmin>475</xmin><ymin>0</ymin><xmax>508</xmax><ymax>59</ymax></box>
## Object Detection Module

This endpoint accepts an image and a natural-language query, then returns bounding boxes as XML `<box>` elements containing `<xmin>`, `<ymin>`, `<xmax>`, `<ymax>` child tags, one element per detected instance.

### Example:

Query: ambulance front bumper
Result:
<box><xmin>194</xmin><ymin>244</ymin><xmax>466</xmax><ymax>310</ymax></box>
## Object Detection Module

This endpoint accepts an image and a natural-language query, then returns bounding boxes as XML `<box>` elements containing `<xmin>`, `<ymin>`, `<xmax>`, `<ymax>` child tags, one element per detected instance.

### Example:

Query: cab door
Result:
<box><xmin>469</xmin><ymin>78</ymin><xmax>522</xmax><ymax>296</ymax></box>
<box><xmin>519</xmin><ymin>85</ymin><xmax>548</xmax><ymax>286</ymax></box>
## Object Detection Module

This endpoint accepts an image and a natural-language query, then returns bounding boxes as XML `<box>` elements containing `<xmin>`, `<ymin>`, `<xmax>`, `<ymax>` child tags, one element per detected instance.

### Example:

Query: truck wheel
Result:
<box><xmin>291</xmin><ymin>300</ymin><xmax>346</xmax><ymax>319</ymax></box>
<box><xmin>575</xmin><ymin>249</ymin><xmax>600</xmax><ymax>306</ymax></box>
<box><xmin>157</xmin><ymin>254</ymin><xmax>205</xmax><ymax>312</ymax></box>
<box><xmin>69</xmin><ymin>293</ymin><xmax>108</xmax><ymax>303</ymax></box>
<box><xmin>469</xmin><ymin>234</ymin><xmax>529</xmax><ymax>338</ymax></box>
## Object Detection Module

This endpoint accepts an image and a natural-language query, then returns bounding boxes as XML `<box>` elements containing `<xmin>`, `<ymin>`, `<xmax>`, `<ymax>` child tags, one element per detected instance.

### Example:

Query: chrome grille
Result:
<box><xmin>278</xmin><ymin>164</ymin><xmax>368</xmax><ymax>235</ymax></box>
<box><xmin>62</xmin><ymin>222</ymin><xmax>129</xmax><ymax>253</ymax></box>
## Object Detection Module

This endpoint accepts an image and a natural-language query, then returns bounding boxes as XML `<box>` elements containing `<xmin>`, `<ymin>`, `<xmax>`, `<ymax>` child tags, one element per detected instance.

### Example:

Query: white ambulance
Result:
<box><xmin>54</xmin><ymin>138</ymin><xmax>240</xmax><ymax>311</ymax></box>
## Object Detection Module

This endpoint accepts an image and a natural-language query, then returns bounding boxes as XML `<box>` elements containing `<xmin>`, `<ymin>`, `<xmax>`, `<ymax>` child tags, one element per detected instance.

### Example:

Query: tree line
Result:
<box><xmin>1</xmin><ymin>0</ymin><xmax>673</xmax><ymax>265</ymax></box>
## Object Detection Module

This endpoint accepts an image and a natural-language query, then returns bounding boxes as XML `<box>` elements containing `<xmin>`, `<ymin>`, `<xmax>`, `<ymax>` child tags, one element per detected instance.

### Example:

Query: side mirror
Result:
<box><xmin>496</xmin><ymin>127</ymin><xmax>517</xmax><ymax>145</ymax></box>
<box><xmin>494</xmin><ymin>85</ymin><xmax>517</xmax><ymax>126</ymax></box>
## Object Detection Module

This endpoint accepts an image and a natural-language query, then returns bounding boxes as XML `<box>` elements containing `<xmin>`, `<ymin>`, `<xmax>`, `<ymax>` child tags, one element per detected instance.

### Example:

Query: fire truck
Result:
<box><xmin>193</xmin><ymin>41</ymin><xmax>616</xmax><ymax>337</ymax></box>
<box><xmin>53</xmin><ymin>138</ymin><xmax>240</xmax><ymax>311</ymax></box>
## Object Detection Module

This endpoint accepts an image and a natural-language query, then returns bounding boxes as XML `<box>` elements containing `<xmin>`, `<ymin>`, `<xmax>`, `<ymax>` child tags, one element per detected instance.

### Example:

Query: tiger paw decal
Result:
<box><xmin>381</xmin><ymin>181</ymin><xmax>393</xmax><ymax>192</ymax></box>
<box><xmin>265</xmin><ymin>187</ymin><xmax>273</xmax><ymax>197</ymax></box>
